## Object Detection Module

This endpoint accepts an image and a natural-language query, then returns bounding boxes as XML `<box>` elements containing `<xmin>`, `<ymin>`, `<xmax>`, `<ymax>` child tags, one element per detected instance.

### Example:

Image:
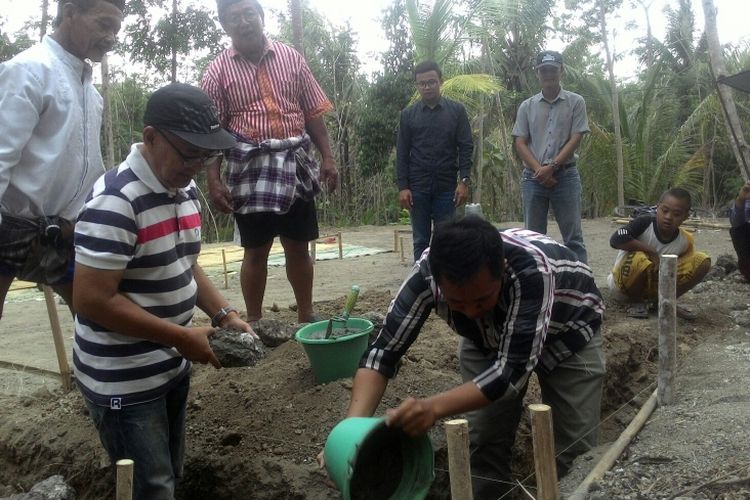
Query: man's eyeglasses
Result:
<box><xmin>157</xmin><ymin>129</ymin><xmax>223</xmax><ymax>168</ymax></box>
<box><xmin>225</xmin><ymin>10</ymin><xmax>261</xmax><ymax>28</ymax></box>
<box><xmin>416</xmin><ymin>79</ymin><xmax>440</xmax><ymax>89</ymax></box>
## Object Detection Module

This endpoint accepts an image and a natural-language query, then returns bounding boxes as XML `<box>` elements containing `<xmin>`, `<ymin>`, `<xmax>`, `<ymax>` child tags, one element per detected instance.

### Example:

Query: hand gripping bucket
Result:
<box><xmin>324</xmin><ymin>417</ymin><xmax>434</xmax><ymax>500</ymax></box>
<box><xmin>294</xmin><ymin>318</ymin><xmax>373</xmax><ymax>384</ymax></box>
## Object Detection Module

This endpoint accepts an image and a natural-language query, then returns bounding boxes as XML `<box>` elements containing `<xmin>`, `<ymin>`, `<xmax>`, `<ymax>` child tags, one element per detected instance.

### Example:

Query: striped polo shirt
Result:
<box><xmin>201</xmin><ymin>38</ymin><xmax>332</xmax><ymax>142</ymax></box>
<box><xmin>361</xmin><ymin>228</ymin><xmax>604</xmax><ymax>402</ymax></box>
<box><xmin>73</xmin><ymin>143</ymin><xmax>201</xmax><ymax>408</ymax></box>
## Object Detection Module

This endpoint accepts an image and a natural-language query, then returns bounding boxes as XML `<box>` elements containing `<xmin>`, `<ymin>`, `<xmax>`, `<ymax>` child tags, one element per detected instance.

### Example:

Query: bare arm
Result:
<box><xmin>193</xmin><ymin>264</ymin><xmax>254</xmax><ymax>333</ymax></box>
<box><xmin>515</xmin><ymin>135</ymin><xmax>556</xmax><ymax>187</ymax></box>
<box><xmin>305</xmin><ymin>114</ymin><xmax>338</xmax><ymax>192</ymax></box>
<box><xmin>347</xmin><ymin>368</ymin><xmax>390</xmax><ymax>417</ymax></box>
<box><xmin>73</xmin><ymin>263</ymin><xmax>221</xmax><ymax>367</ymax></box>
<box><xmin>553</xmin><ymin>132</ymin><xmax>584</xmax><ymax>166</ymax></box>
<box><xmin>385</xmin><ymin>381</ymin><xmax>490</xmax><ymax>436</ymax></box>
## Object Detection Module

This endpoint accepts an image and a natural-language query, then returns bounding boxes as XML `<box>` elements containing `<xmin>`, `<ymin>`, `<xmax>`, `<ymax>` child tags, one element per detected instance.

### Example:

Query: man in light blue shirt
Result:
<box><xmin>0</xmin><ymin>0</ymin><xmax>124</xmax><ymax>320</ymax></box>
<box><xmin>512</xmin><ymin>50</ymin><xmax>590</xmax><ymax>263</ymax></box>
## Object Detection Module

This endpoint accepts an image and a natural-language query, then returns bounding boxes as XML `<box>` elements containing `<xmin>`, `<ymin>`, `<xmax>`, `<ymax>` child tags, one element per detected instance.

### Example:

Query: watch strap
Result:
<box><xmin>211</xmin><ymin>306</ymin><xmax>237</xmax><ymax>328</ymax></box>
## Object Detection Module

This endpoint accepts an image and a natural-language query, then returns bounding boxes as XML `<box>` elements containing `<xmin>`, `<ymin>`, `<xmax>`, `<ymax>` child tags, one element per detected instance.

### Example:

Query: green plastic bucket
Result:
<box><xmin>324</xmin><ymin>417</ymin><xmax>435</xmax><ymax>500</ymax></box>
<box><xmin>294</xmin><ymin>318</ymin><xmax>373</xmax><ymax>384</ymax></box>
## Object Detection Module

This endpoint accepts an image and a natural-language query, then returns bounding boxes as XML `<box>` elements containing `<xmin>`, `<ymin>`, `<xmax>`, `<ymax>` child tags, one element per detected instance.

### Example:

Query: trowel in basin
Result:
<box><xmin>325</xmin><ymin>285</ymin><xmax>361</xmax><ymax>339</ymax></box>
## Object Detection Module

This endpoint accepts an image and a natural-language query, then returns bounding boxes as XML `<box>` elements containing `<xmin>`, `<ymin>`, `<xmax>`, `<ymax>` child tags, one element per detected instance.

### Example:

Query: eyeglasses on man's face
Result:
<box><xmin>225</xmin><ymin>9</ymin><xmax>261</xmax><ymax>28</ymax></box>
<box><xmin>156</xmin><ymin>129</ymin><xmax>223</xmax><ymax>168</ymax></box>
<box><xmin>416</xmin><ymin>79</ymin><xmax>440</xmax><ymax>90</ymax></box>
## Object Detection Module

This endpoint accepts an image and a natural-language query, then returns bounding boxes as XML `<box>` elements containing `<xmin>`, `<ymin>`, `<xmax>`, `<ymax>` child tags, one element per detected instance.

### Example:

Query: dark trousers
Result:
<box><xmin>730</xmin><ymin>224</ymin><xmax>750</xmax><ymax>280</ymax></box>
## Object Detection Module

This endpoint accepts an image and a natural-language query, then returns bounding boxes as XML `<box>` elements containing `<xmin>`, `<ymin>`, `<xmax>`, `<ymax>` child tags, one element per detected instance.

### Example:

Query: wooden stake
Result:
<box><xmin>569</xmin><ymin>389</ymin><xmax>658</xmax><ymax>499</ymax></box>
<box><xmin>116</xmin><ymin>459</ymin><xmax>134</xmax><ymax>500</ymax></box>
<box><xmin>221</xmin><ymin>248</ymin><xmax>228</xmax><ymax>289</ymax></box>
<box><xmin>42</xmin><ymin>285</ymin><xmax>71</xmax><ymax>391</ymax></box>
<box><xmin>399</xmin><ymin>236</ymin><xmax>405</xmax><ymax>263</ymax></box>
<box><xmin>337</xmin><ymin>231</ymin><xmax>343</xmax><ymax>259</ymax></box>
<box><xmin>394</xmin><ymin>229</ymin><xmax>399</xmax><ymax>253</ymax></box>
<box><xmin>444</xmin><ymin>419</ymin><xmax>473</xmax><ymax>500</ymax></box>
<box><xmin>658</xmin><ymin>254</ymin><xmax>678</xmax><ymax>405</ymax></box>
<box><xmin>310</xmin><ymin>239</ymin><xmax>317</xmax><ymax>265</ymax></box>
<box><xmin>529</xmin><ymin>404</ymin><xmax>560</xmax><ymax>500</ymax></box>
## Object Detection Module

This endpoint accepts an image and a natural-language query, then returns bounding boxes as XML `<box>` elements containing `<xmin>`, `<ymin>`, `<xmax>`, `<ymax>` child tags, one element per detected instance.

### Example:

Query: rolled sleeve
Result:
<box><xmin>360</xmin><ymin>269</ymin><xmax>434</xmax><ymax>377</ymax></box>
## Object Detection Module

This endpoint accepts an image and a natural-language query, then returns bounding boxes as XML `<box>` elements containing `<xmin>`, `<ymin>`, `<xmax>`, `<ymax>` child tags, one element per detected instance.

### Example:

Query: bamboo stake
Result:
<box><xmin>399</xmin><ymin>236</ymin><xmax>405</xmax><ymax>263</ymax></box>
<box><xmin>569</xmin><ymin>389</ymin><xmax>658</xmax><ymax>499</ymax></box>
<box><xmin>658</xmin><ymin>255</ymin><xmax>678</xmax><ymax>405</ymax></box>
<box><xmin>42</xmin><ymin>285</ymin><xmax>71</xmax><ymax>391</ymax></box>
<box><xmin>337</xmin><ymin>232</ymin><xmax>343</xmax><ymax>259</ymax></box>
<box><xmin>310</xmin><ymin>239</ymin><xmax>317</xmax><ymax>264</ymax></box>
<box><xmin>529</xmin><ymin>404</ymin><xmax>559</xmax><ymax>500</ymax></box>
<box><xmin>444</xmin><ymin>419</ymin><xmax>473</xmax><ymax>500</ymax></box>
<box><xmin>394</xmin><ymin>229</ymin><xmax>399</xmax><ymax>253</ymax></box>
<box><xmin>116</xmin><ymin>459</ymin><xmax>134</xmax><ymax>500</ymax></box>
<box><xmin>221</xmin><ymin>248</ymin><xmax>228</xmax><ymax>289</ymax></box>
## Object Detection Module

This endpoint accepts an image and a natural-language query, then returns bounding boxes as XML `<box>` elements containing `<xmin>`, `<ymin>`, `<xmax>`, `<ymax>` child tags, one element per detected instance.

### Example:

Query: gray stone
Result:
<box><xmin>703</xmin><ymin>265</ymin><xmax>726</xmax><ymax>282</ymax></box>
<box><xmin>209</xmin><ymin>328</ymin><xmax>266</xmax><ymax>367</ymax></box>
<box><xmin>251</xmin><ymin>318</ymin><xmax>297</xmax><ymax>347</ymax></box>
<box><xmin>1</xmin><ymin>476</ymin><xmax>75</xmax><ymax>500</ymax></box>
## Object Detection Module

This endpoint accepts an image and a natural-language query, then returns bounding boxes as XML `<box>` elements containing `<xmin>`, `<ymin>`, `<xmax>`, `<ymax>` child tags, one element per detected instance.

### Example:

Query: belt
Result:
<box><xmin>558</xmin><ymin>162</ymin><xmax>576</xmax><ymax>170</ymax></box>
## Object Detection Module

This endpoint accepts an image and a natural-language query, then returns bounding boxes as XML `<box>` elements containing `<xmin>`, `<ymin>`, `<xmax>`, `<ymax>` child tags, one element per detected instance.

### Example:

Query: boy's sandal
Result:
<box><xmin>626</xmin><ymin>302</ymin><xmax>649</xmax><ymax>319</ymax></box>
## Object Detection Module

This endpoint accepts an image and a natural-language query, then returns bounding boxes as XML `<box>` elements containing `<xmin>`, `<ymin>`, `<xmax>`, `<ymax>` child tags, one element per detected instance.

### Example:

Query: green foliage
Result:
<box><xmin>121</xmin><ymin>0</ymin><xmax>224</xmax><ymax>84</ymax></box>
<box><xmin>0</xmin><ymin>19</ymin><xmax>35</xmax><ymax>62</ymax></box>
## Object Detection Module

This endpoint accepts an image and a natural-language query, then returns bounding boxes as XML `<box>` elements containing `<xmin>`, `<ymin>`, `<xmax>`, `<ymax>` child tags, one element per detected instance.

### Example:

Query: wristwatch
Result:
<box><xmin>211</xmin><ymin>306</ymin><xmax>237</xmax><ymax>328</ymax></box>
<box><xmin>460</xmin><ymin>177</ymin><xmax>471</xmax><ymax>186</ymax></box>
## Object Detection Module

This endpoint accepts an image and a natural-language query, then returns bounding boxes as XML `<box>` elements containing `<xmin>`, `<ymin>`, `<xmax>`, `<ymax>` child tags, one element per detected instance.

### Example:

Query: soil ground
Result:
<box><xmin>0</xmin><ymin>218</ymin><xmax>748</xmax><ymax>499</ymax></box>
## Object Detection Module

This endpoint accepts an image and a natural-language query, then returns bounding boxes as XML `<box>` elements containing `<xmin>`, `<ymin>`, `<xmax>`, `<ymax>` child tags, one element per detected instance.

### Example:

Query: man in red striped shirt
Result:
<box><xmin>202</xmin><ymin>0</ymin><xmax>338</xmax><ymax>324</ymax></box>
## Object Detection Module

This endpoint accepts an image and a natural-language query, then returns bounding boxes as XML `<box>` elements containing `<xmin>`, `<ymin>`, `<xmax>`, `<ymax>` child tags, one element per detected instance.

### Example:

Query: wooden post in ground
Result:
<box><xmin>221</xmin><ymin>248</ymin><xmax>228</xmax><ymax>289</ymax></box>
<box><xmin>394</xmin><ymin>229</ymin><xmax>399</xmax><ymax>253</ymax></box>
<box><xmin>310</xmin><ymin>239</ymin><xmax>317</xmax><ymax>265</ymax></box>
<box><xmin>658</xmin><ymin>254</ymin><xmax>678</xmax><ymax>405</ymax></box>
<box><xmin>42</xmin><ymin>285</ymin><xmax>71</xmax><ymax>391</ymax></box>
<box><xmin>399</xmin><ymin>237</ymin><xmax>405</xmax><ymax>263</ymax></box>
<box><xmin>529</xmin><ymin>404</ymin><xmax>560</xmax><ymax>500</ymax></box>
<box><xmin>116</xmin><ymin>459</ymin><xmax>134</xmax><ymax>500</ymax></box>
<box><xmin>337</xmin><ymin>232</ymin><xmax>343</xmax><ymax>259</ymax></box>
<box><xmin>444</xmin><ymin>419</ymin><xmax>473</xmax><ymax>500</ymax></box>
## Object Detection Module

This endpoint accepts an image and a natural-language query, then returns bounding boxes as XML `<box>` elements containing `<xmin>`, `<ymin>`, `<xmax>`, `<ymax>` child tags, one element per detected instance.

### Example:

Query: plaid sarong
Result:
<box><xmin>0</xmin><ymin>214</ymin><xmax>73</xmax><ymax>284</ymax></box>
<box><xmin>225</xmin><ymin>133</ymin><xmax>321</xmax><ymax>215</ymax></box>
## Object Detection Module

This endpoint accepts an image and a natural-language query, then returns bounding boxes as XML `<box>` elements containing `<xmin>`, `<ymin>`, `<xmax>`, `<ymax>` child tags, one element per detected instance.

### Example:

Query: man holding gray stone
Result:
<box><xmin>72</xmin><ymin>83</ymin><xmax>254</xmax><ymax>500</ymax></box>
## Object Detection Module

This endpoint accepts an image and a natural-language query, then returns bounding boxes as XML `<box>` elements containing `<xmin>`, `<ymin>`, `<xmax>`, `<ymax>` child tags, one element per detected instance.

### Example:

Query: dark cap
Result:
<box><xmin>143</xmin><ymin>83</ymin><xmax>236</xmax><ymax>150</ymax></box>
<box><xmin>536</xmin><ymin>50</ymin><xmax>563</xmax><ymax>69</ymax></box>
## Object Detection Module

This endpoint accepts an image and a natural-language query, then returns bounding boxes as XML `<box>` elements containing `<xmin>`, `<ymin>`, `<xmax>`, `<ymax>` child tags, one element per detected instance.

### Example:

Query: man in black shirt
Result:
<box><xmin>397</xmin><ymin>60</ymin><xmax>474</xmax><ymax>261</ymax></box>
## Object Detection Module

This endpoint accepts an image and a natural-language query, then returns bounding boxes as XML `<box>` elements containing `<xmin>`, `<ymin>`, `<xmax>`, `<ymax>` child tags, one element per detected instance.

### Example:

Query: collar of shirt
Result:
<box><xmin>228</xmin><ymin>36</ymin><xmax>275</xmax><ymax>64</ymax></box>
<box><xmin>129</xmin><ymin>144</ymin><xmax>193</xmax><ymax>199</ymax></box>
<box><xmin>43</xmin><ymin>35</ymin><xmax>92</xmax><ymax>82</ymax></box>
<box><xmin>420</xmin><ymin>97</ymin><xmax>445</xmax><ymax>111</ymax></box>
<box><xmin>535</xmin><ymin>87</ymin><xmax>567</xmax><ymax>104</ymax></box>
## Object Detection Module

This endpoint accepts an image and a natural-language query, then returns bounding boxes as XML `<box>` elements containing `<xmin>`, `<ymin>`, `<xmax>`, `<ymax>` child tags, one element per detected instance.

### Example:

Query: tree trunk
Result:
<box><xmin>599</xmin><ymin>0</ymin><xmax>625</xmax><ymax>205</ymax></box>
<box><xmin>702</xmin><ymin>0</ymin><xmax>750</xmax><ymax>179</ymax></box>
<box><xmin>40</xmin><ymin>0</ymin><xmax>49</xmax><ymax>40</ymax></box>
<box><xmin>101</xmin><ymin>54</ymin><xmax>116</xmax><ymax>169</ymax></box>
<box><xmin>171</xmin><ymin>0</ymin><xmax>178</xmax><ymax>83</ymax></box>
<box><xmin>289</xmin><ymin>0</ymin><xmax>304</xmax><ymax>55</ymax></box>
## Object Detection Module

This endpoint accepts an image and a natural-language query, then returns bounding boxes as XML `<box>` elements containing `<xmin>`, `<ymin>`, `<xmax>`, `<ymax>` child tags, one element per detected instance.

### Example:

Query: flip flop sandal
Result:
<box><xmin>626</xmin><ymin>303</ymin><xmax>649</xmax><ymax>319</ymax></box>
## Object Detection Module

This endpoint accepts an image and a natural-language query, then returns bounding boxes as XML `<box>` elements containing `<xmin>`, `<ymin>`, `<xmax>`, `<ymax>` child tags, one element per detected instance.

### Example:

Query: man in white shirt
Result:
<box><xmin>0</xmin><ymin>0</ymin><xmax>124</xmax><ymax>320</ymax></box>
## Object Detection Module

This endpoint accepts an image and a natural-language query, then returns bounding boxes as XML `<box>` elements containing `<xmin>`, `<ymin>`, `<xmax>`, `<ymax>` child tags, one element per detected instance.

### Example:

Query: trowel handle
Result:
<box><xmin>341</xmin><ymin>285</ymin><xmax>360</xmax><ymax>320</ymax></box>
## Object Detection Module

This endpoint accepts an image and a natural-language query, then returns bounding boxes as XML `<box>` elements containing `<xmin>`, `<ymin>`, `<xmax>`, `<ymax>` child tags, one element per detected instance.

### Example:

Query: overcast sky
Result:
<box><xmin>2</xmin><ymin>0</ymin><xmax>747</xmax><ymax>79</ymax></box>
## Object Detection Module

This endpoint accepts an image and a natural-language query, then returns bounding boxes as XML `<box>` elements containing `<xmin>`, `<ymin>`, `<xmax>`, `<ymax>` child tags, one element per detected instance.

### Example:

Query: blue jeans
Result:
<box><xmin>411</xmin><ymin>190</ymin><xmax>456</xmax><ymax>261</ymax></box>
<box><xmin>521</xmin><ymin>167</ymin><xmax>587</xmax><ymax>263</ymax></box>
<box><xmin>84</xmin><ymin>375</ymin><xmax>190</xmax><ymax>500</ymax></box>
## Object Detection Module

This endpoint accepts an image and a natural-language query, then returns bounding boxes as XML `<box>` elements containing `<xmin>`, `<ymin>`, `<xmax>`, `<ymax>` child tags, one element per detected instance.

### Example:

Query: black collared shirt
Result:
<box><xmin>396</xmin><ymin>97</ymin><xmax>473</xmax><ymax>192</ymax></box>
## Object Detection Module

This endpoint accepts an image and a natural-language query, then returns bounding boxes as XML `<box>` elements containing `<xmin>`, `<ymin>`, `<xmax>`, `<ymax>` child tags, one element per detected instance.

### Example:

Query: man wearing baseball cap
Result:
<box><xmin>512</xmin><ymin>49</ymin><xmax>590</xmax><ymax>263</ymax></box>
<box><xmin>72</xmin><ymin>83</ymin><xmax>254</xmax><ymax>499</ymax></box>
